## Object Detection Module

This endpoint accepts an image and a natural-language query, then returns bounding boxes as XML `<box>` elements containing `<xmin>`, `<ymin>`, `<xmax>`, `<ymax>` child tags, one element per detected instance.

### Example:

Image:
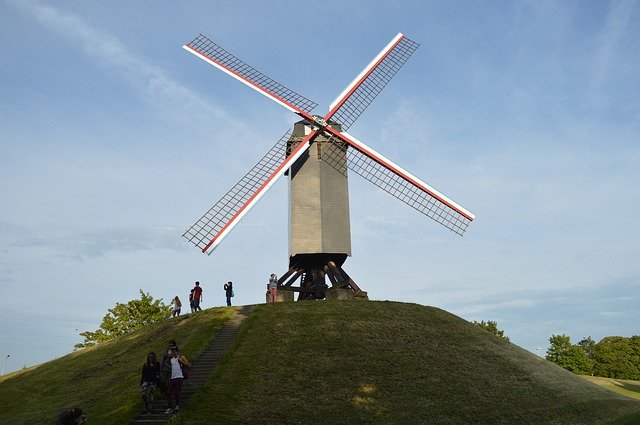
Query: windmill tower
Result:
<box><xmin>287</xmin><ymin>120</ymin><xmax>354</xmax><ymax>300</ymax></box>
<box><xmin>182</xmin><ymin>33</ymin><xmax>475</xmax><ymax>300</ymax></box>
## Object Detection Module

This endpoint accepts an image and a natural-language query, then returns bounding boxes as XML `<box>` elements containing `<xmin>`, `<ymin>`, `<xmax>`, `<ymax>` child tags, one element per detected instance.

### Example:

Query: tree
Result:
<box><xmin>577</xmin><ymin>336</ymin><xmax>596</xmax><ymax>359</ymax></box>
<box><xmin>75</xmin><ymin>290</ymin><xmax>172</xmax><ymax>348</ymax></box>
<box><xmin>472</xmin><ymin>320</ymin><xmax>510</xmax><ymax>342</ymax></box>
<box><xmin>546</xmin><ymin>334</ymin><xmax>593</xmax><ymax>375</ymax></box>
<box><xmin>592</xmin><ymin>336</ymin><xmax>640</xmax><ymax>380</ymax></box>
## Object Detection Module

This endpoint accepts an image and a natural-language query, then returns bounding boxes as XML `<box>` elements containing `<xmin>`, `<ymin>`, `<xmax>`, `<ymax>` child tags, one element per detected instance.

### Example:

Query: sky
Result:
<box><xmin>0</xmin><ymin>0</ymin><xmax>638</xmax><ymax>374</ymax></box>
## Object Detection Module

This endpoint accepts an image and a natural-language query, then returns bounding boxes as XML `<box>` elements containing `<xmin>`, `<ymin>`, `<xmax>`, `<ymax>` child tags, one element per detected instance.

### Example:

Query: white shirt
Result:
<box><xmin>170</xmin><ymin>356</ymin><xmax>183</xmax><ymax>379</ymax></box>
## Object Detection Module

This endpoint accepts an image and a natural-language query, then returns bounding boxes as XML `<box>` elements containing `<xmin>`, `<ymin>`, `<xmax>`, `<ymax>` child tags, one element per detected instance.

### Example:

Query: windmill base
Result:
<box><xmin>276</xmin><ymin>253</ymin><xmax>368</xmax><ymax>301</ymax></box>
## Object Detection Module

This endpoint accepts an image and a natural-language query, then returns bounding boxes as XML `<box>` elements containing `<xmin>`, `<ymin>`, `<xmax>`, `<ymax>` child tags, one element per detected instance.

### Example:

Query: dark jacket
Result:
<box><xmin>140</xmin><ymin>361</ymin><xmax>161</xmax><ymax>385</ymax></box>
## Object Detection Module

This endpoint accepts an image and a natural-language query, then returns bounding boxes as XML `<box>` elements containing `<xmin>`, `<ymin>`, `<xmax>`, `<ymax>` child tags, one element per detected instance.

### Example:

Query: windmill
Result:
<box><xmin>182</xmin><ymin>33</ymin><xmax>475</xmax><ymax>301</ymax></box>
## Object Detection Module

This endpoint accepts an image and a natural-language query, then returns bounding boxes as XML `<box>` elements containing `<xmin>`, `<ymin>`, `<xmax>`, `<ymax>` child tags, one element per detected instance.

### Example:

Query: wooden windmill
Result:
<box><xmin>182</xmin><ymin>33</ymin><xmax>475</xmax><ymax>300</ymax></box>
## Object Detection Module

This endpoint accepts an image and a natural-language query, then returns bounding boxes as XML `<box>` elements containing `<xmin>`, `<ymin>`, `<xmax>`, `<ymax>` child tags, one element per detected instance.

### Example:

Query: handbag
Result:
<box><xmin>180</xmin><ymin>360</ymin><xmax>191</xmax><ymax>379</ymax></box>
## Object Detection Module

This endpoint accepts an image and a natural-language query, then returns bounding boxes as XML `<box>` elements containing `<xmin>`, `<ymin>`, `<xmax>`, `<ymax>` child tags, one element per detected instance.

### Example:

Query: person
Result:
<box><xmin>268</xmin><ymin>273</ymin><xmax>278</xmax><ymax>303</ymax></box>
<box><xmin>192</xmin><ymin>281</ymin><xmax>203</xmax><ymax>311</ymax></box>
<box><xmin>159</xmin><ymin>340</ymin><xmax>177</xmax><ymax>395</ymax></box>
<box><xmin>224</xmin><ymin>281</ymin><xmax>234</xmax><ymax>306</ymax></box>
<box><xmin>57</xmin><ymin>407</ymin><xmax>87</xmax><ymax>424</ymax></box>
<box><xmin>171</xmin><ymin>296</ymin><xmax>182</xmax><ymax>317</ymax></box>
<box><xmin>189</xmin><ymin>289</ymin><xmax>196</xmax><ymax>313</ymax></box>
<box><xmin>140</xmin><ymin>351</ymin><xmax>161</xmax><ymax>415</ymax></box>
<box><xmin>165</xmin><ymin>346</ymin><xmax>191</xmax><ymax>414</ymax></box>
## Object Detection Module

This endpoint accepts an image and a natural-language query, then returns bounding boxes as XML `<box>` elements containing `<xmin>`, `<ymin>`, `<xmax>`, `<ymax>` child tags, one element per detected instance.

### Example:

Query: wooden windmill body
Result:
<box><xmin>286</xmin><ymin>121</ymin><xmax>358</xmax><ymax>299</ymax></box>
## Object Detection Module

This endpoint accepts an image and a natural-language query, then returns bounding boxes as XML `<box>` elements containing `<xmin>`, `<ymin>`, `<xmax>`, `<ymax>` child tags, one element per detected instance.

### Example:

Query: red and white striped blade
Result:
<box><xmin>183</xmin><ymin>130</ymin><xmax>316</xmax><ymax>254</ymax></box>
<box><xmin>183</xmin><ymin>34</ymin><xmax>317</xmax><ymax>116</ymax></box>
<box><xmin>324</xmin><ymin>33</ymin><xmax>419</xmax><ymax>130</ymax></box>
<box><xmin>323</xmin><ymin>127</ymin><xmax>475</xmax><ymax>235</ymax></box>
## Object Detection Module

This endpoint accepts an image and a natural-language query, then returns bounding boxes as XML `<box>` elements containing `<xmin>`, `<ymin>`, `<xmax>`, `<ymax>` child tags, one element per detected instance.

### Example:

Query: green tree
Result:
<box><xmin>75</xmin><ymin>290</ymin><xmax>171</xmax><ymax>348</ymax></box>
<box><xmin>546</xmin><ymin>334</ymin><xmax>593</xmax><ymax>375</ymax></box>
<box><xmin>577</xmin><ymin>336</ymin><xmax>596</xmax><ymax>359</ymax></box>
<box><xmin>592</xmin><ymin>336</ymin><xmax>640</xmax><ymax>380</ymax></box>
<box><xmin>472</xmin><ymin>320</ymin><xmax>510</xmax><ymax>342</ymax></box>
<box><xmin>576</xmin><ymin>336</ymin><xmax>596</xmax><ymax>373</ymax></box>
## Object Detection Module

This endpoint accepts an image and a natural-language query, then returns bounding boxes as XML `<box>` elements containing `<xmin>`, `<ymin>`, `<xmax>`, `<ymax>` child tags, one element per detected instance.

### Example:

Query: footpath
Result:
<box><xmin>129</xmin><ymin>305</ymin><xmax>250</xmax><ymax>425</ymax></box>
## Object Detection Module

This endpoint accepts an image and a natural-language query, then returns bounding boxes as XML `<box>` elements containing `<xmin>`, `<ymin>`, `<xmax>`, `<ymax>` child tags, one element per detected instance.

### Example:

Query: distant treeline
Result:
<box><xmin>546</xmin><ymin>334</ymin><xmax>640</xmax><ymax>380</ymax></box>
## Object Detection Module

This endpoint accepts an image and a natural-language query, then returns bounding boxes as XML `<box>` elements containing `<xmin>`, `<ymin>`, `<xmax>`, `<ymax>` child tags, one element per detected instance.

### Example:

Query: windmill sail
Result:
<box><xmin>184</xmin><ymin>34</ymin><xmax>317</xmax><ymax>115</ymax></box>
<box><xmin>325</xmin><ymin>33</ymin><xmax>419</xmax><ymax>130</ymax></box>
<box><xmin>183</xmin><ymin>130</ymin><xmax>315</xmax><ymax>254</ymax></box>
<box><xmin>320</xmin><ymin>131</ymin><xmax>474</xmax><ymax>236</ymax></box>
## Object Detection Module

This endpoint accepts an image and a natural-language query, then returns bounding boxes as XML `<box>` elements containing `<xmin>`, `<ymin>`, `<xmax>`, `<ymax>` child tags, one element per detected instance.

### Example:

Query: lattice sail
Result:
<box><xmin>321</xmin><ymin>134</ymin><xmax>473</xmax><ymax>236</ymax></box>
<box><xmin>183</xmin><ymin>130</ymin><xmax>292</xmax><ymax>252</ymax></box>
<box><xmin>326</xmin><ymin>34</ymin><xmax>419</xmax><ymax>130</ymax></box>
<box><xmin>184</xmin><ymin>34</ymin><xmax>318</xmax><ymax>114</ymax></box>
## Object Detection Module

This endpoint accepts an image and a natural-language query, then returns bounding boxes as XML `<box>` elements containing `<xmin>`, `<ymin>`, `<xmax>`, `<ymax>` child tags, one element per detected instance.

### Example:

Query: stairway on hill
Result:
<box><xmin>129</xmin><ymin>305</ymin><xmax>250</xmax><ymax>425</ymax></box>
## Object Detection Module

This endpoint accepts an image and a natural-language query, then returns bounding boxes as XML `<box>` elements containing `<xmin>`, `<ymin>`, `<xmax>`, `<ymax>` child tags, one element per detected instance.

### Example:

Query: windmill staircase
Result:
<box><xmin>129</xmin><ymin>305</ymin><xmax>250</xmax><ymax>425</ymax></box>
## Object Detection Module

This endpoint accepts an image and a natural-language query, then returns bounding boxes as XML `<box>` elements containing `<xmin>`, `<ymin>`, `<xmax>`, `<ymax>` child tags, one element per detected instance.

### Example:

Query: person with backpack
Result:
<box><xmin>140</xmin><ymin>351</ymin><xmax>161</xmax><ymax>415</ymax></box>
<box><xmin>189</xmin><ymin>289</ymin><xmax>196</xmax><ymax>313</ymax></box>
<box><xmin>192</xmin><ymin>281</ymin><xmax>203</xmax><ymax>311</ymax></box>
<box><xmin>224</xmin><ymin>281</ymin><xmax>234</xmax><ymax>306</ymax></box>
<box><xmin>165</xmin><ymin>345</ymin><xmax>191</xmax><ymax>414</ymax></box>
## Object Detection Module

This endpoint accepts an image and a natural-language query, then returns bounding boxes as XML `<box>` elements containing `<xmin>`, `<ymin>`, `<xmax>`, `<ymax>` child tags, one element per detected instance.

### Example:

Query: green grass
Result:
<box><xmin>175</xmin><ymin>301</ymin><xmax>640</xmax><ymax>424</ymax></box>
<box><xmin>2</xmin><ymin>301</ymin><xmax>640</xmax><ymax>424</ymax></box>
<box><xmin>0</xmin><ymin>307</ymin><xmax>235</xmax><ymax>425</ymax></box>
<box><xmin>583</xmin><ymin>376</ymin><xmax>640</xmax><ymax>401</ymax></box>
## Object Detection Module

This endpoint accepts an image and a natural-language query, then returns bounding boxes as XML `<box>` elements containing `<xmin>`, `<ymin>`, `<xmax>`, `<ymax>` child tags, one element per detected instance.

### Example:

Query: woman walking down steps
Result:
<box><xmin>128</xmin><ymin>306</ymin><xmax>249</xmax><ymax>424</ymax></box>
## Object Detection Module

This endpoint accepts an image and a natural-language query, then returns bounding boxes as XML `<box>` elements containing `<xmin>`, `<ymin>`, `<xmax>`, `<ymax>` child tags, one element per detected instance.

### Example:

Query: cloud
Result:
<box><xmin>10</xmin><ymin>0</ymin><xmax>249</xmax><ymax>137</ymax></box>
<box><xmin>363</xmin><ymin>215</ymin><xmax>407</xmax><ymax>227</ymax></box>
<box><xmin>588</xmin><ymin>0</ymin><xmax>637</xmax><ymax>106</ymax></box>
<box><xmin>379</xmin><ymin>99</ymin><xmax>431</xmax><ymax>157</ymax></box>
<box><xmin>0</xmin><ymin>222</ymin><xmax>187</xmax><ymax>262</ymax></box>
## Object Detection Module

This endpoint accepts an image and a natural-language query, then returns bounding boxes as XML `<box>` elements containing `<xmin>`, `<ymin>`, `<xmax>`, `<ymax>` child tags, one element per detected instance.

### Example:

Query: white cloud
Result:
<box><xmin>588</xmin><ymin>0</ymin><xmax>638</xmax><ymax>106</ymax></box>
<box><xmin>10</xmin><ymin>0</ymin><xmax>250</xmax><ymax>139</ymax></box>
<box><xmin>362</xmin><ymin>215</ymin><xmax>407</xmax><ymax>227</ymax></box>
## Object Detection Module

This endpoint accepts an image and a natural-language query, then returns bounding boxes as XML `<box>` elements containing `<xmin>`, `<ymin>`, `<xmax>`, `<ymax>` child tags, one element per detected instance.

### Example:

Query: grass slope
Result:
<box><xmin>2</xmin><ymin>301</ymin><xmax>639</xmax><ymax>424</ymax></box>
<box><xmin>582</xmin><ymin>376</ymin><xmax>640</xmax><ymax>401</ymax></box>
<box><xmin>0</xmin><ymin>307</ymin><xmax>235</xmax><ymax>425</ymax></box>
<box><xmin>177</xmin><ymin>301</ymin><xmax>640</xmax><ymax>424</ymax></box>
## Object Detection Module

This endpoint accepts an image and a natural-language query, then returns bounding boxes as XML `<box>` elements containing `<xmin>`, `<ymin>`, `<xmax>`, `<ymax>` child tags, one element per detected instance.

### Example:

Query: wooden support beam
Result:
<box><xmin>281</xmin><ymin>269</ymin><xmax>304</xmax><ymax>288</ymax></box>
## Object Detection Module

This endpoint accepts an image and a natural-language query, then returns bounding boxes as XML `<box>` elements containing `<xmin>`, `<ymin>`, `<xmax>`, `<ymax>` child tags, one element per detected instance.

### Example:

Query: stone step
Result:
<box><xmin>129</xmin><ymin>305</ymin><xmax>250</xmax><ymax>425</ymax></box>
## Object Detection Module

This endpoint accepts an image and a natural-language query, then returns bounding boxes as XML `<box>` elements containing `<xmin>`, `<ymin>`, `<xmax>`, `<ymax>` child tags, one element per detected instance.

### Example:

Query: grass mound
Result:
<box><xmin>177</xmin><ymin>301</ymin><xmax>640</xmax><ymax>424</ymax></box>
<box><xmin>2</xmin><ymin>301</ymin><xmax>639</xmax><ymax>424</ymax></box>
<box><xmin>0</xmin><ymin>307</ymin><xmax>235</xmax><ymax>425</ymax></box>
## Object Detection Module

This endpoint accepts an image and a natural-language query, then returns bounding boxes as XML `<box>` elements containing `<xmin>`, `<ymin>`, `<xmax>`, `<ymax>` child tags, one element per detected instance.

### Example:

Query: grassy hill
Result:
<box><xmin>1</xmin><ymin>301</ymin><xmax>640</xmax><ymax>424</ymax></box>
<box><xmin>0</xmin><ymin>307</ymin><xmax>236</xmax><ymax>425</ymax></box>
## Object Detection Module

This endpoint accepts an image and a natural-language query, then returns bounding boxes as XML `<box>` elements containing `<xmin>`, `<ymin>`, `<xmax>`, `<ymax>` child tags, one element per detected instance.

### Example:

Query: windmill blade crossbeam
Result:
<box><xmin>327</xmin><ymin>34</ymin><xmax>419</xmax><ymax>130</ymax></box>
<box><xmin>182</xmin><ymin>130</ymin><xmax>292</xmax><ymax>252</ymax></box>
<box><xmin>347</xmin><ymin>149</ymin><xmax>472</xmax><ymax>235</ymax></box>
<box><xmin>184</xmin><ymin>34</ymin><xmax>318</xmax><ymax>114</ymax></box>
<box><xmin>320</xmin><ymin>135</ymin><xmax>473</xmax><ymax>236</ymax></box>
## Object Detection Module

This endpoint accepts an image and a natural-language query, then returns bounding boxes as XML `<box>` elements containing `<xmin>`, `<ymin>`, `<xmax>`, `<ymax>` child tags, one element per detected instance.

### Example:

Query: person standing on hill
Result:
<box><xmin>224</xmin><ymin>281</ymin><xmax>234</xmax><ymax>306</ymax></box>
<box><xmin>268</xmin><ymin>273</ymin><xmax>278</xmax><ymax>303</ymax></box>
<box><xmin>189</xmin><ymin>289</ymin><xmax>196</xmax><ymax>313</ymax></box>
<box><xmin>192</xmin><ymin>281</ymin><xmax>203</xmax><ymax>311</ymax></box>
<box><xmin>140</xmin><ymin>351</ymin><xmax>161</xmax><ymax>415</ymax></box>
<box><xmin>171</xmin><ymin>296</ymin><xmax>182</xmax><ymax>317</ymax></box>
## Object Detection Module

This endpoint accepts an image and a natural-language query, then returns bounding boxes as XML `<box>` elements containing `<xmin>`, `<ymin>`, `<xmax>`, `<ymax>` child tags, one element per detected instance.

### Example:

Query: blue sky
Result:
<box><xmin>1</xmin><ymin>0</ymin><xmax>638</xmax><ymax>374</ymax></box>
